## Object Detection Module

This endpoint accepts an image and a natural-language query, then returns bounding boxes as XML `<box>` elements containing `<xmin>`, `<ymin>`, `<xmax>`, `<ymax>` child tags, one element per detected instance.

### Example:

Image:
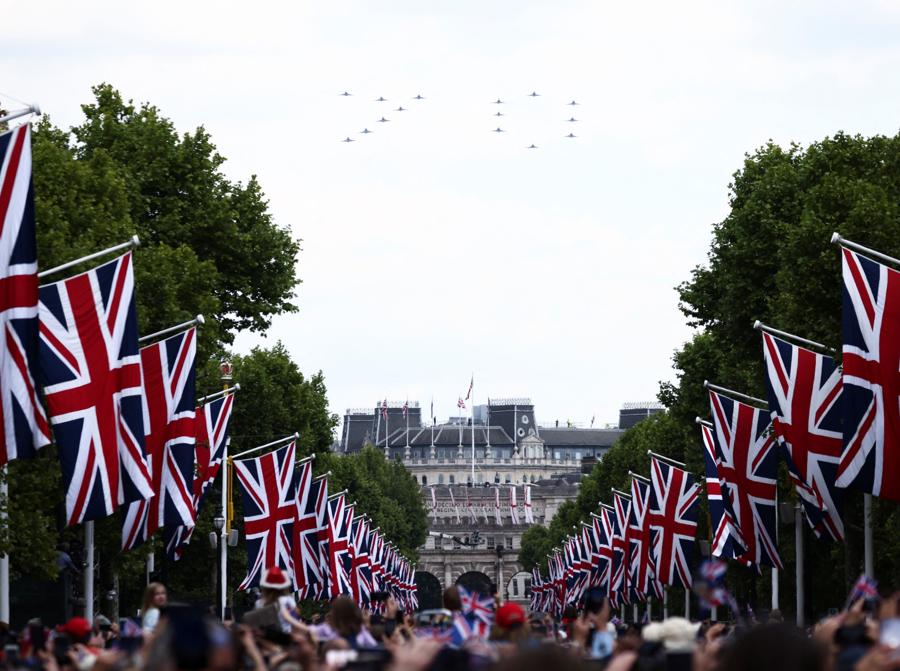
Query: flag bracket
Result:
<box><xmin>38</xmin><ymin>235</ymin><xmax>141</xmax><ymax>280</ymax></box>
<box><xmin>703</xmin><ymin>380</ymin><xmax>767</xmax><ymax>409</ymax></box>
<box><xmin>139</xmin><ymin>315</ymin><xmax>204</xmax><ymax>344</ymax></box>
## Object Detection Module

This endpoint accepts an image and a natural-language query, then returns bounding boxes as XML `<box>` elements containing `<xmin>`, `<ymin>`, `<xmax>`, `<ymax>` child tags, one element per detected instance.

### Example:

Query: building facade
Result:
<box><xmin>339</xmin><ymin>398</ymin><xmax>645</xmax><ymax>607</ymax></box>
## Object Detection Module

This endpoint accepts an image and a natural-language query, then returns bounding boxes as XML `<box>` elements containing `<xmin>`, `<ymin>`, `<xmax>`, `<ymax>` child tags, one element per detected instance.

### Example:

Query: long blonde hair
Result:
<box><xmin>142</xmin><ymin>582</ymin><xmax>166</xmax><ymax>614</ymax></box>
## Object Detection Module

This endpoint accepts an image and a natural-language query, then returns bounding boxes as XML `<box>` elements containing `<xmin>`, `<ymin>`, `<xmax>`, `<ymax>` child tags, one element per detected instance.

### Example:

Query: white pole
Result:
<box><xmin>84</xmin><ymin>521</ymin><xmax>95</xmax><ymax>624</ymax></box>
<box><xmin>470</xmin><ymin>387</ymin><xmax>475</xmax><ymax>485</ymax></box>
<box><xmin>633</xmin><ymin>603</ymin><xmax>638</xmax><ymax>623</ymax></box>
<box><xmin>864</xmin><ymin>494</ymin><xmax>874</xmax><ymax>576</ymax></box>
<box><xmin>38</xmin><ymin>235</ymin><xmax>140</xmax><ymax>279</ymax></box>
<box><xmin>0</xmin><ymin>469</ymin><xmax>8</xmax><ymax>622</ymax></box>
<box><xmin>771</xmin><ymin>568</ymin><xmax>779</xmax><ymax>611</ymax></box>
<box><xmin>795</xmin><ymin>505</ymin><xmax>804</xmax><ymax>627</ymax></box>
<box><xmin>220</xmin><ymin>439</ymin><xmax>229</xmax><ymax>620</ymax></box>
<box><xmin>663</xmin><ymin>588</ymin><xmax>669</xmax><ymax>618</ymax></box>
<box><xmin>684</xmin><ymin>588</ymin><xmax>690</xmax><ymax>619</ymax></box>
<box><xmin>0</xmin><ymin>105</ymin><xmax>41</xmax><ymax>126</ymax></box>
<box><xmin>711</xmin><ymin>605</ymin><xmax>718</xmax><ymax>621</ymax></box>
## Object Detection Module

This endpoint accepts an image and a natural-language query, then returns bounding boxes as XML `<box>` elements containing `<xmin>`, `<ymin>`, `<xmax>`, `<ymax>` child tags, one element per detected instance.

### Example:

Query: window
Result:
<box><xmin>449</xmin><ymin>475</ymin><xmax>455</xmax><ymax>484</ymax></box>
<box><xmin>422</xmin><ymin>475</ymin><xmax>427</xmax><ymax>485</ymax></box>
<box><xmin>505</xmin><ymin>536</ymin><xmax>513</xmax><ymax>549</ymax></box>
<box><xmin>505</xmin><ymin>474</ymin><xmax>511</xmax><ymax>483</ymax></box>
<box><xmin>438</xmin><ymin>474</ymin><xmax>444</xmax><ymax>484</ymax></box>
<box><xmin>487</xmin><ymin>537</ymin><xmax>495</xmax><ymax>549</ymax></box>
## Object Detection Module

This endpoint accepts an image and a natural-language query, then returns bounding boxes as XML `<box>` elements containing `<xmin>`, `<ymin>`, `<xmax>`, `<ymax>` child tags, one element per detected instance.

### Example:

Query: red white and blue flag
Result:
<box><xmin>121</xmin><ymin>327</ymin><xmax>197</xmax><ymax>550</ymax></box>
<box><xmin>709</xmin><ymin>390</ymin><xmax>783</xmax><ymax>569</ymax></box>
<box><xmin>458</xmin><ymin>584</ymin><xmax>495</xmax><ymax>625</ymax></box>
<box><xmin>629</xmin><ymin>477</ymin><xmax>662</xmax><ymax>600</ymax></box>
<box><xmin>700</xmin><ymin>422</ymin><xmax>746</xmax><ymax>559</ymax></box>
<box><xmin>611</xmin><ymin>493</ymin><xmax>632</xmax><ymax>601</ymax></box>
<box><xmin>351</xmin><ymin>516</ymin><xmax>373</xmax><ymax>607</ymax></box>
<box><xmin>39</xmin><ymin>252</ymin><xmax>152</xmax><ymax>525</ymax></box>
<box><xmin>293</xmin><ymin>462</ymin><xmax>328</xmax><ymax>598</ymax></box>
<box><xmin>327</xmin><ymin>493</ymin><xmax>353</xmax><ymax>597</ymax></box>
<box><xmin>836</xmin><ymin>246</ymin><xmax>900</xmax><ymax>501</ymax></box>
<box><xmin>647</xmin><ymin>456</ymin><xmax>700</xmax><ymax>588</ymax></box>
<box><xmin>0</xmin><ymin>124</ymin><xmax>50</xmax><ymax>466</ymax></box>
<box><xmin>165</xmin><ymin>391</ymin><xmax>235</xmax><ymax>560</ymax></box>
<box><xmin>235</xmin><ymin>441</ymin><xmax>298</xmax><ymax>590</ymax></box>
<box><xmin>761</xmin><ymin>331</ymin><xmax>845</xmax><ymax>540</ymax></box>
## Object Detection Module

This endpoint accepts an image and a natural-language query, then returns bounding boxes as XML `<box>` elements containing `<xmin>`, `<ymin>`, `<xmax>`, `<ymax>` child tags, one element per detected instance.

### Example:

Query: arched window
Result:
<box><xmin>438</xmin><ymin>474</ymin><xmax>445</xmax><ymax>484</ymax></box>
<box><xmin>505</xmin><ymin>474</ymin><xmax>511</xmax><ymax>483</ymax></box>
<box><xmin>449</xmin><ymin>474</ymin><xmax>455</xmax><ymax>484</ymax></box>
<box><xmin>422</xmin><ymin>475</ymin><xmax>428</xmax><ymax>485</ymax></box>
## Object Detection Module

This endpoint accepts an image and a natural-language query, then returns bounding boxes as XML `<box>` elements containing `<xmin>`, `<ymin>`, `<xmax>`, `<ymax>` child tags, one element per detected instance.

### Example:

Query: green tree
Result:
<box><xmin>2</xmin><ymin>84</ymin><xmax>300</xmax><ymax>604</ymax></box>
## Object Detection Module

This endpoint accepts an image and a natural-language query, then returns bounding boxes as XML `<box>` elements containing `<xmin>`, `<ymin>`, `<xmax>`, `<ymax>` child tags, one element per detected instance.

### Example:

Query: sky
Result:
<box><xmin>6</xmin><ymin>0</ymin><xmax>900</xmax><ymax>431</ymax></box>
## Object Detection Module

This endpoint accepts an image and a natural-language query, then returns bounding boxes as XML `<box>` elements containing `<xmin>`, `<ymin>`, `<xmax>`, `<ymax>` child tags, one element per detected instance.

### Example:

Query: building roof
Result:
<box><xmin>536</xmin><ymin>427</ymin><xmax>622</xmax><ymax>448</ymax></box>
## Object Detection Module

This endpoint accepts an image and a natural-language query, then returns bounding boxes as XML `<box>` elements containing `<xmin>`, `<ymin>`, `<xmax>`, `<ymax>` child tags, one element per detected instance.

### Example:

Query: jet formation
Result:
<box><xmin>339</xmin><ymin>91</ymin><xmax>582</xmax><ymax>149</ymax></box>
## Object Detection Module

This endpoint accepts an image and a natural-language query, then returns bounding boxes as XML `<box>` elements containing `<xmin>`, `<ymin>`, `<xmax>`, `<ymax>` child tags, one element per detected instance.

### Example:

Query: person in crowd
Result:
<box><xmin>252</xmin><ymin>566</ymin><xmax>297</xmax><ymax>634</ymax></box>
<box><xmin>141</xmin><ymin>582</ymin><xmax>167</xmax><ymax>635</ymax></box>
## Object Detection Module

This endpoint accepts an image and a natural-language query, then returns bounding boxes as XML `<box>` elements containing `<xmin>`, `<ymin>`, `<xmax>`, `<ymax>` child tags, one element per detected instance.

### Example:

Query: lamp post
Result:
<box><xmin>213</xmin><ymin>507</ymin><xmax>226</xmax><ymax>620</ymax></box>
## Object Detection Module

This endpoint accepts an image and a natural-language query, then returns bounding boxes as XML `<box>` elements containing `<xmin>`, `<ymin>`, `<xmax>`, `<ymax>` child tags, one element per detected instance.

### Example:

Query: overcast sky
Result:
<box><xmin>7</xmin><ymin>1</ymin><xmax>900</xmax><ymax>430</ymax></box>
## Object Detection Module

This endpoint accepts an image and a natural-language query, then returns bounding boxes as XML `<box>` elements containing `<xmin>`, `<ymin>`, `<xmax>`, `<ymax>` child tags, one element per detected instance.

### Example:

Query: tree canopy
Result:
<box><xmin>519</xmin><ymin>131</ymin><xmax>900</xmax><ymax>616</ymax></box>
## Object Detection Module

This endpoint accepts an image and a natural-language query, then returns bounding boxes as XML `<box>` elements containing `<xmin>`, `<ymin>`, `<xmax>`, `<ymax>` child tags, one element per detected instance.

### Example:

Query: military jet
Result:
<box><xmin>566</xmin><ymin>133</ymin><xmax>576</xmax><ymax>138</ymax></box>
<box><xmin>494</xmin><ymin>111</ymin><xmax>504</xmax><ymax>117</ymax></box>
<box><xmin>529</xmin><ymin>91</ymin><xmax>540</xmax><ymax>97</ymax></box>
<box><xmin>413</xmin><ymin>94</ymin><xmax>425</xmax><ymax>100</ymax></box>
<box><xmin>568</xmin><ymin>100</ymin><xmax>579</xmax><ymax>106</ymax></box>
<box><xmin>376</xmin><ymin>96</ymin><xmax>388</xmax><ymax>102</ymax></box>
<box><xmin>342</xmin><ymin>137</ymin><xmax>355</xmax><ymax>142</ymax></box>
<box><xmin>377</xmin><ymin>117</ymin><xmax>390</xmax><ymax>123</ymax></box>
<box><xmin>493</xmin><ymin>127</ymin><xmax>505</xmax><ymax>133</ymax></box>
<box><xmin>492</xmin><ymin>98</ymin><xmax>503</xmax><ymax>104</ymax></box>
<box><xmin>361</xmin><ymin>128</ymin><xmax>373</xmax><ymax>134</ymax></box>
<box><xmin>340</xmin><ymin>91</ymin><xmax>352</xmax><ymax>97</ymax></box>
<box><xmin>526</xmin><ymin>144</ymin><xmax>538</xmax><ymax>149</ymax></box>
<box><xmin>395</xmin><ymin>106</ymin><xmax>407</xmax><ymax>112</ymax></box>
<box><xmin>567</xmin><ymin>117</ymin><xmax>578</xmax><ymax>122</ymax></box>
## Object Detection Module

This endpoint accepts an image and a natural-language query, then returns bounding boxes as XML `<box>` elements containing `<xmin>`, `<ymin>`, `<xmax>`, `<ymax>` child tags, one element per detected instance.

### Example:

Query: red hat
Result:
<box><xmin>59</xmin><ymin>617</ymin><xmax>92</xmax><ymax>641</ymax></box>
<box><xmin>260</xmin><ymin>565</ymin><xmax>291</xmax><ymax>590</ymax></box>
<box><xmin>496</xmin><ymin>602</ymin><xmax>526</xmax><ymax>628</ymax></box>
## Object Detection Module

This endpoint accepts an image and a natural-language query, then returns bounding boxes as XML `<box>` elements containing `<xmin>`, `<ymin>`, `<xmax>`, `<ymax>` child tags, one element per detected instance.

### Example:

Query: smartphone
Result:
<box><xmin>53</xmin><ymin>634</ymin><xmax>71</xmax><ymax>664</ymax></box>
<box><xmin>4</xmin><ymin>644</ymin><xmax>19</xmax><ymax>664</ymax></box>
<box><xmin>28</xmin><ymin>624</ymin><xmax>46</xmax><ymax>652</ymax></box>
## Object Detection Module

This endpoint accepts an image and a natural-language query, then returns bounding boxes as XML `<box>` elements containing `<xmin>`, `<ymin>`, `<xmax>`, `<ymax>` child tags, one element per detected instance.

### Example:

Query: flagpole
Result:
<box><xmin>772</xmin><ymin>491</ymin><xmax>779</xmax><ymax>612</ymax></box>
<box><xmin>38</xmin><ymin>235</ymin><xmax>140</xmax><ymax>280</ymax></box>
<box><xmin>0</xmin><ymin>470</ymin><xmax>8</xmax><ymax>622</ymax></box>
<box><xmin>864</xmin><ymin>494</ymin><xmax>874</xmax><ymax>576</ymax></box>
<box><xmin>0</xmin><ymin>104</ymin><xmax>41</xmax><ymax>126</ymax></box>
<box><xmin>84</xmin><ymin>521</ymin><xmax>94</xmax><ymax>624</ymax></box>
<box><xmin>470</xmin><ymin>381</ymin><xmax>475</xmax><ymax>486</ymax></box>
<box><xmin>647</xmin><ymin>450</ymin><xmax>687</xmax><ymax>469</ymax></box>
<box><xmin>198</xmin><ymin>384</ymin><xmax>240</xmax><ymax>405</ymax></box>
<box><xmin>703</xmin><ymin>380</ymin><xmax>767</xmax><ymax>409</ymax></box>
<box><xmin>753</xmin><ymin>320</ymin><xmax>835</xmax><ymax>354</ymax></box>
<box><xmin>220</xmin><ymin>439</ymin><xmax>228</xmax><ymax>621</ymax></box>
<box><xmin>138</xmin><ymin>314</ymin><xmax>205</xmax><ymax>344</ymax></box>
<box><xmin>231</xmin><ymin>433</ymin><xmax>298</xmax><ymax>460</ymax></box>
<box><xmin>832</xmin><ymin>232</ymin><xmax>900</xmax><ymax>268</ymax></box>
<box><xmin>795</xmin><ymin>503</ymin><xmax>804</xmax><ymax>627</ymax></box>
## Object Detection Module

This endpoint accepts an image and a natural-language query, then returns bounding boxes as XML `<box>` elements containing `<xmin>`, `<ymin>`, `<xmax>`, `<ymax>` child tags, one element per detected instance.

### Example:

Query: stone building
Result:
<box><xmin>339</xmin><ymin>398</ymin><xmax>649</xmax><ymax>608</ymax></box>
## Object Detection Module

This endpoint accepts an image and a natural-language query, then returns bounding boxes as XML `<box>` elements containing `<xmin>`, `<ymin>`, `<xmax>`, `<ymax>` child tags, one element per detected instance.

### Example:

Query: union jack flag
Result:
<box><xmin>629</xmin><ymin>477</ymin><xmax>662</xmax><ymax>600</ymax></box>
<box><xmin>458</xmin><ymin>584</ymin><xmax>494</xmax><ymax>625</ymax></box>
<box><xmin>293</xmin><ymin>463</ymin><xmax>328</xmax><ymax>598</ymax></box>
<box><xmin>647</xmin><ymin>456</ymin><xmax>700</xmax><ymax>588</ymax></box>
<box><xmin>530</xmin><ymin>567</ymin><xmax>545</xmax><ymax>612</ymax></box>
<box><xmin>612</xmin><ymin>492</ymin><xmax>632</xmax><ymax>601</ymax></box>
<box><xmin>762</xmin><ymin>331</ymin><xmax>844</xmax><ymax>540</ymax></box>
<box><xmin>0</xmin><ymin>124</ymin><xmax>50</xmax><ymax>466</ymax></box>
<box><xmin>598</xmin><ymin>508</ymin><xmax>619</xmax><ymax>601</ymax></box>
<box><xmin>351</xmin><ymin>516</ymin><xmax>373</xmax><ymax>607</ymax></box>
<box><xmin>235</xmin><ymin>441</ymin><xmax>297</xmax><ymax>590</ymax></box>
<box><xmin>837</xmin><ymin>246</ymin><xmax>900</xmax><ymax>501</ymax></box>
<box><xmin>494</xmin><ymin>487</ymin><xmax>502</xmax><ymax>526</ymax></box>
<box><xmin>589</xmin><ymin>512</ymin><xmax>614</xmax><ymax>590</ymax></box>
<box><xmin>39</xmin><ymin>252</ymin><xmax>152</xmax><ymax>525</ymax></box>
<box><xmin>326</xmin><ymin>493</ymin><xmax>353</xmax><ymax>597</ymax></box>
<box><xmin>709</xmin><ymin>390</ymin><xmax>783</xmax><ymax>569</ymax></box>
<box><xmin>700</xmin><ymin>422</ymin><xmax>746</xmax><ymax>559</ymax></box>
<box><xmin>369</xmin><ymin>528</ymin><xmax>384</xmax><ymax>593</ymax></box>
<box><xmin>165</xmin><ymin>391</ymin><xmax>235</xmax><ymax>561</ymax></box>
<box><xmin>122</xmin><ymin>327</ymin><xmax>197</xmax><ymax>550</ymax></box>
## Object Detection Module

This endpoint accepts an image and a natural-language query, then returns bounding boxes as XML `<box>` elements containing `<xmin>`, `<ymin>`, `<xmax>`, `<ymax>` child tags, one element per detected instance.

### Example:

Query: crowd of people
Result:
<box><xmin>1</xmin><ymin>567</ymin><xmax>899</xmax><ymax>671</ymax></box>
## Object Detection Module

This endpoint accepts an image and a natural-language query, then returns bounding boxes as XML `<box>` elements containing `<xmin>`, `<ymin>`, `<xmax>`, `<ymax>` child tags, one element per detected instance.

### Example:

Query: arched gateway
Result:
<box><xmin>414</xmin><ymin>571</ymin><xmax>442</xmax><ymax>610</ymax></box>
<box><xmin>456</xmin><ymin>571</ymin><xmax>493</xmax><ymax>595</ymax></box>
